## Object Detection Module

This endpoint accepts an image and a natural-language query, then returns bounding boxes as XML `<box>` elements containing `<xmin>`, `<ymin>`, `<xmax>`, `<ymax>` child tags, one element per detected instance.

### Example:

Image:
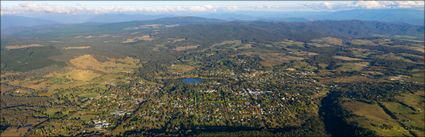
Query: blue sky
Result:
<box><xmin>1</xmin><ymin>1</ymin><xmax>424</xmax><ymax>15</ymax></box>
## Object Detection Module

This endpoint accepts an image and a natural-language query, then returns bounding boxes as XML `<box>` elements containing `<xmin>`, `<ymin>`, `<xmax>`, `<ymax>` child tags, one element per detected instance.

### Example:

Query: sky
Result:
<box><xmin>1</xmin><ymin>1</ymin><xmax>424</xmax><ymax>15</ymax></box>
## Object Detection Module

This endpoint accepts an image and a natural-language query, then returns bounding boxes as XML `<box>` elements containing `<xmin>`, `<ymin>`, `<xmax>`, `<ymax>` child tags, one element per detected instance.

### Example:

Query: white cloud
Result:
<box><xmin>1</xmin><ymin>3</ymin><xmax>242</xmax><ymax>15</ymax></box>
<box><xmin>224</xmin><ymin>5</ymin><xmax>239</xmax><ymax>11</ymax></box>
<box><xmin>355</xmin><ymin>1</ymin><xmax>424</xmax><ymax>9</ymax></box>
<box><xmin>1</xmin><ymin>1</ymin><xmax>423</xmax><ymax>15</ymax></box>
<box><xmin>305</xmin><ymin>1</ymin><xmax>424</xmax><ymax>10</ymax></box>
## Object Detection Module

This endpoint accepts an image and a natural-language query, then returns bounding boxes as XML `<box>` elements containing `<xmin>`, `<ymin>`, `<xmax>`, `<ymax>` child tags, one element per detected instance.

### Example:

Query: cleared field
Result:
<box><xmin>377</xmin><ymin>53</ymin><xmax>414</xmax><ymax>63</ymax></box>
<box><xmin>321</xmin><ymin>75</ymin><xmax>373</xmax><ymax>84</ymax></box>
<box><xmin>1</xmin><ymin>127</ymin><xmax>29</xmax><ymax>136</ymax></box>
<box><xmin>68</xmin><ymin>69</ymin><xmax>99</xmax><ymax>81</ymax></box>
<box><xmin>64</xmin><ymin>46</ymin><xmax>91</xmax><ymax>50</ymax></box>
<box><xmin>312</xmin><ymin>37</ymin><xmax>343</xmax><ymax>46</ymax></box>
<box><xmin>333</xmin><ymin>56</ymin><xmax>363</xmax><ymax>61</ymax></box>
<box><xmin>350</xmin><ymin>39</ymin><xmax>376</xmax><ymax>46</ymax></box>
<box><xmin>243</xmin><ymin>52</ymin><xmax>304</xmax><ymax>67</ymax></box>
<box><xmin>406</xmin><ymin>46</ymin><xmax>425</xmax><ymax>53</ymax></box>
<box><xmin>275</xmin><ymin>39</ymin><xmax>304</xmax><ymax>47</ymax></box>
<box><xmin>175</xmin><ymin>45</ymin><xmax>199</xmax><ymax>52</ymax></box>
<box><xmin>342</xmin><ymin>99</ymin><xmax>411</xmax><ymax>137</ymax></box>
<box><xmin>382</xmin><ymin>101</ymin><xmax>424</xmax><ymax>136</ymax></box>
<box><xmin>5</xmin><ymin>44</ymin><xmax>45</xmax><ymax>50</ymax></box>
<box><xmin>69</xmin><ymin>54</ymin><xmax>140</xmax><ymax>73</ymax></box>
<box><xmin>169</xmin><ymin>64</ymin><xmax>196</xmax><ymax>73</ymax></box>
<box><xmin>396</xmin><ymin>91</ymin><xmax>425</xmax><ymax>110</ymax></box>
<box><xmin>336</xmin><ymin>62</ymin><xmax>369</xmax><ymax>71</ymax></box>
<box><xmin>121</xmin><ymin>35</ymin><xmax>153</xmax><ymax>43</ymax></box>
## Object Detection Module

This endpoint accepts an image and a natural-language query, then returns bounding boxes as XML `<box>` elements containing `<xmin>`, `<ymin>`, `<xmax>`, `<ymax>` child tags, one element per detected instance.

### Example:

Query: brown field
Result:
<box><xmin>64</xmin><ymin>46</ymin><xmax>91</xmax><ymax>50</ymax></box>
<box><xmin>312</xmin><ymin>37</ymin><xmax>343</xmax><ymax>46</ymax></box>
<box><xmin>68</xmin><ymin>69</ymin><xmax>99</xmax><ymax>81</ymax></box>
<box><xmin>321</xmin><ymin>75</ymin><xmax>373</xmax><ymax>84</ymax></box>
<box><xmin>406</xmin><ymin>46</ymin><xmax>425</xmax><ymax>53</ymax></box>
<box><xmin>69</xmin><ymin>55</ymin><xmax>102</xmax><ymax>70</ymax></box>
<box><xmin>336</xmin><ymin>62</ymin><xmax>369</xmax><ymax>71</ymax></box>
<box><xmin>175</xmin><ymin>45</ymin><xmax>199</xmax><ymax>52</ymax></box>
<box><xmin>169</xmin><ymin>64</ymin><xmax>195</xmax><ymax>73</ymax></box>
<box><xmin>333</xmin><ymin>56</ymin><xmax>363</xmax><ymax>61</ymax></box>
<box><xmin>276</xmin><ymin>39</ymin><xmax>304</xmax><ymax>47</ymax></box>
<box><xmin>377</xmin><ymin>53</ymin><xmax>413</xmax><ymax>63</ymax></box>
<box><xmin>69</xmin><ymin>55</ymin><xmax>140</xmax><ymax>73</ymax></box>
<box><xmin>5</xmin><ymin>44</ymin><xmax>45</xmax><ymax>50</ymax></box>
<box><xmin>342</xmin><ymin>100</ymin><xmax>392</xmax><ymax>122</ymax></box>
<box><xmin>244</xmin><ymin>52</ymin><xmax>304</xmax><ymax>67</ymax></box>
<box><xmin>168</xmin><ymin>37</ymin><xmax>186</xmax><ymax>43</ymax></box>
<box><xmin>1</xmin><ymin>127</ymin><xmax>29</xmax><ymax>136</ymax></box>
<box><xmin>350</xmin><ymin>39</ymin><xmax>376</xmax><ymax>46</ymax></box>
<box><xmin>121</xmin><ymin>35</ymin><xmax>153</xmax><ymax>43</ymax></box>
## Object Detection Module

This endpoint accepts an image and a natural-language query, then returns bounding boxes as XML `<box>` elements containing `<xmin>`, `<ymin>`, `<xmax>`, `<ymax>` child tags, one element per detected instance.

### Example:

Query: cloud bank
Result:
<box><xmin>306</xmin><ymin>1</ymin><xmax>424</xmax><ymax>10</ymax></box>
<box><xmin>1</xmin><ymin>1</ymin><xmax>424</xmax><ymax>15</ymax></box>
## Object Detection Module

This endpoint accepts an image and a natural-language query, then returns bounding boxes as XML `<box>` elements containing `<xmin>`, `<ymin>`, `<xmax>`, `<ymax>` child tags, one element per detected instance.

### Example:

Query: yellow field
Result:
<box><xmin>68</xmin><ymin>69</ymin><xmax>99</xmax><ymax>81</ymax></box>
<box><xmin>407</xmin><ymin>46</ymin><xmax>425</xmax><ymax>53</ymax></box>
<box><xmin>69</xmin><ymin>54</ymin><xmax>140</xmax><ymax>73</ymax></box>
<box><xmin>5</xmin><ymin>55</ymin><xmax>141</xmax><ymax>93</ymax></box>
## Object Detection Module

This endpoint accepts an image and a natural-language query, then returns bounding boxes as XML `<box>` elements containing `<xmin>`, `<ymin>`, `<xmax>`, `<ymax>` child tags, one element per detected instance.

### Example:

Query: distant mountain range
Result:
<box><xmin>1</xmin><ymin>9</ymin><xmax>423</xmax><ymax>30</ymax></box>
<box><xmin>1</xmin><ymin>16</ymin><xmax>57</xmax><ymax>30</ymax></box>
<box><xmin>2</xmin><ymin>16</ymin><xmax>423</xmax><ymax>44</ymax></box>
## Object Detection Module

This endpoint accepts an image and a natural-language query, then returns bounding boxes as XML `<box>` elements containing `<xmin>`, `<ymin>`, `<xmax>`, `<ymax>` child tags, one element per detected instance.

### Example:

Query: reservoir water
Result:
<box><xmin>182</xmin><ymin>78</ymin><xmax>203</xmax><ymax>84</ymax></box>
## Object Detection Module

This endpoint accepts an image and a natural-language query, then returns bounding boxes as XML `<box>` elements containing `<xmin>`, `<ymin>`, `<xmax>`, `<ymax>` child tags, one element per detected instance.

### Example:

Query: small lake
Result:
<box><xmin>181</xmin><ymin>78</ymin><xmax>203</xmax><ymax>84</ymax></box>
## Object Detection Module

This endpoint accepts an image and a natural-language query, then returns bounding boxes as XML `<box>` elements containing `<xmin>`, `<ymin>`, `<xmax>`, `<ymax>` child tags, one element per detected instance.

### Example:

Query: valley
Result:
<box><xmin>1</xmin><ymin>17</ymin><xmax>424</xmax><ymax>136</ymax></box>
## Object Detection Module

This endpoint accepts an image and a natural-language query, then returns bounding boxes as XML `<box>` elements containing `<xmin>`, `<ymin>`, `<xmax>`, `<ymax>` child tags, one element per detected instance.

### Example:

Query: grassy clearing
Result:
<box><xmin>406</xmin><ymin>46</ymin><xmax>425</xmax><ymax>53</ymax></box>
<box><xmin>121</xmin><ymin>35</ymin><xmax>153</xmax><ymax>43</ymax></box>
<box><xmin>6</xmin><ymin>55</ymin><xmax>140</xmax><ymax>92</ymax></box>
<box><xmin>382</xmin><ymin>101</ymin><xmax>424</xmax><ymax>136</ymax></box>
<box><xmin>321</xmin><ymin>75</ymin><xmax>372</xmax><ymax>84</ymax></box>
<box><xmin>336</xmin><ymin>62</ymin><xmax>369</xmax><ymax>72</ymax></box>
<box><xmin>175</xmin><ymin>45</ymin><xmax>199</xmax><ymax>52</ymax></box>
<box><xmin>1</xmin><ymin>127</ymin><xmax>29</xmax><ymax>136</ymax></box>
<box><xmin>63</xmin><ymin>46</ymin><xmax>91</xmax><ymax>50</ymax></box>
<box><xmin>342</xmin><ymin>99</ymin><xmax>411</xmax><ymax>137</ymax></box>
<box><xmin>5</xmin><ymin>44</ymin><xmax>45</xmax><ymax>50</ymax></box>
<box><xmin>68</xmin><ymin>69</ymin><xmax>99</xmax><ymax>81</ymax></box>
<box><xmin>377</xmin><ymin>53</ymin><xmax>414</xmax><ymax>63</ymax></box>
<box><xmin>410</xmin><ymin>69</ymin><xmax>425</xmax><ymax>83</ymax></box>
<box><xmin>396</xmin><ymin>91</ymin><xmax>425</xmax><ymax>112</ymax></box>
<box><xmin>69</xmin><ymin>54</ymin><xmax>140</xmax><ymax>73</ymax></box>
<box><xmin>350</xmin><ymin>39</ymin><xmax>376</xmax><ymax>46</ymax></box>
<box><xmin>243</xmin><ymin>51</ymin><xmax>304</xmax><ymax>67</ymax></box>
<box><xmin>350</xmin><ymin>48</ymin><xmax>372</xmax><ymax>58</ymax></box>
<box><xmin>333</xmin><ymin>56</ymin><xmax>363</xmax><ymax>61</ymax></box>
<box><xmin>311</xmin><ymin>37</ymin><xmax>343</xmax><ymax>46</ymax></box>
<box><xmin>169</xmin><ymin>64</ymin><xmax>196</xmax><ymax>73</ymax></box>
<box><xmin>275</xmin><ymin>39</ymin><xmax>304</xmax><ymax>47</ymax></box>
